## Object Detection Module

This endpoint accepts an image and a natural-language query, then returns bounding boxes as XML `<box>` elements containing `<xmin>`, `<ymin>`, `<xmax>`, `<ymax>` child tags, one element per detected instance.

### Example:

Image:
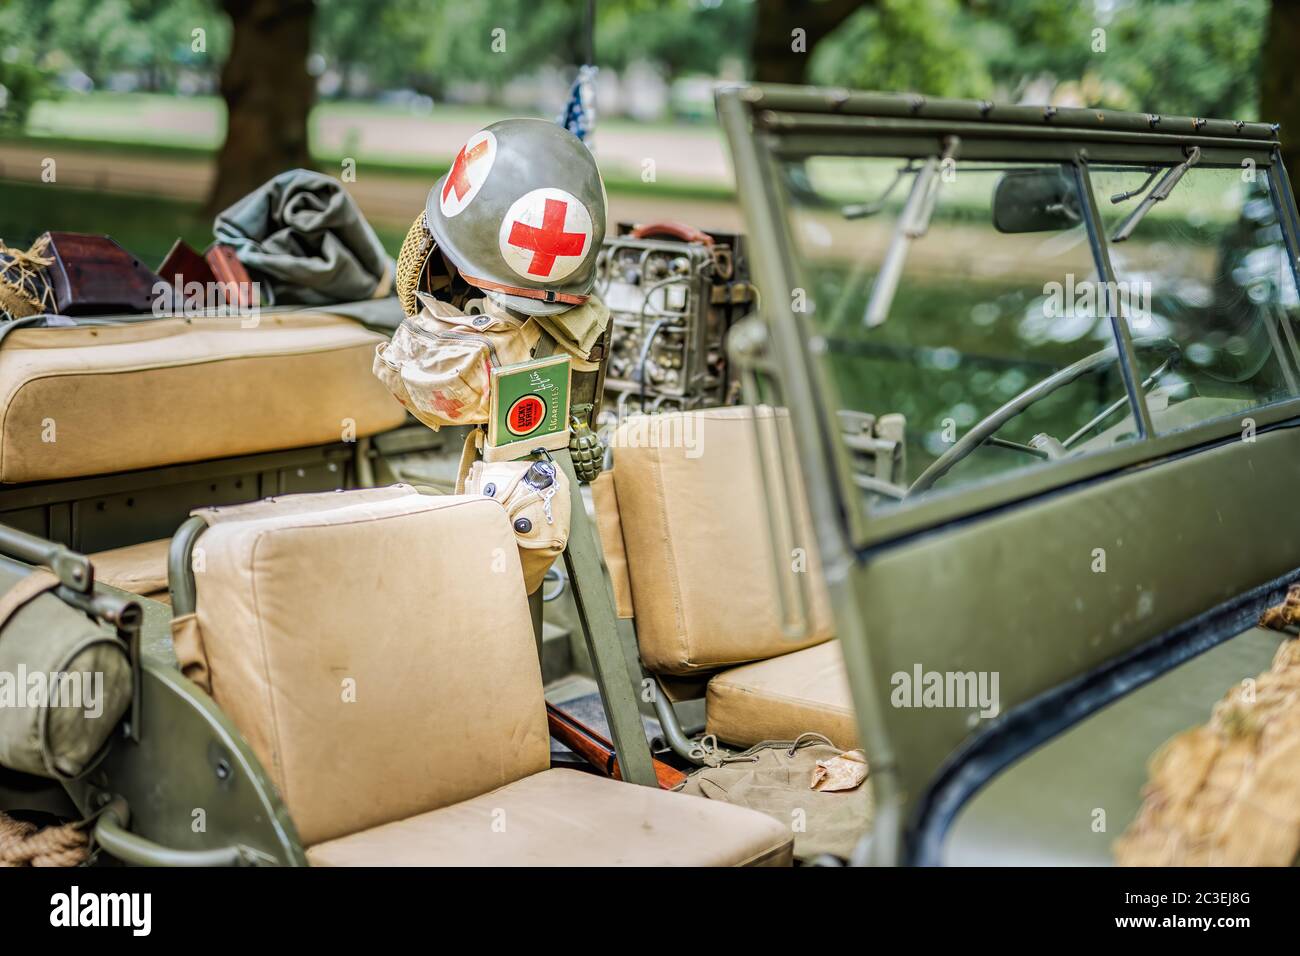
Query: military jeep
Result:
<box><xmin>1</xmin><ymin>82</ymin><xmax>1297</xmax><ymax>868</ymax></box>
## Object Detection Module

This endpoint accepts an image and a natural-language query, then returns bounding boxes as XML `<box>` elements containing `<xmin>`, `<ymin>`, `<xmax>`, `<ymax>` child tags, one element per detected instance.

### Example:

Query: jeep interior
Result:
<box><xmin>2</xmin><ymin>84</ymin><xmax>1298</xmax><ymax>870</ymax></box>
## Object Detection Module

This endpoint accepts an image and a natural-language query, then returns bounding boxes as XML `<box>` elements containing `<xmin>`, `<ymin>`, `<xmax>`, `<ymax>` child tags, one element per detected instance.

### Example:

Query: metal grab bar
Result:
<box><xmin>93</xmin><ymin>800</ymin><xmax>273</xmax><ymax>867</ymax></box>
<box><xmin>168</xmin><ymin>515</ymin><xmax>209</xmax><ymax>616</ymax></box>
<box><xmin>650</xmin><ymin>677</ymin><xmax>707</xmax><ymax>767</ymax></box>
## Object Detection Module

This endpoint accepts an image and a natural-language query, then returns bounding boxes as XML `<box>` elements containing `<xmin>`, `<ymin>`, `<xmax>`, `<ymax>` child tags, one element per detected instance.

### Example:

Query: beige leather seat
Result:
<box><xmin>594</xmin><ymin>406</ymin><xmax>857</xmax><ymax>749</ymax></box>
<box><xmin>706</xmin><ymin>641</ymin><xmax>856</xmax><ymax>750</ymax></box>
<box><xmin>90</xmin><ymin>539</ymin><xmax>172</xmax><ymax>604</ymax></box>
<box><xmin>170</xmin><ymin>485</ymin><xmax>793</xmax><ymax>866</ymax></box>
<box><xmin>0</xmin><ymin>312</ymin><xmax>405</xmax><ymax>483</ymax></box>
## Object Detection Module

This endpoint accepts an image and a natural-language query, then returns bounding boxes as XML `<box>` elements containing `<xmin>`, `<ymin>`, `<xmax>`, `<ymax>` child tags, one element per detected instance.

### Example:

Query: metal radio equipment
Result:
<box><xmin>594</xmin><ymin>222</ymin><xmax>753</xmax><ymax>435</ymax></box>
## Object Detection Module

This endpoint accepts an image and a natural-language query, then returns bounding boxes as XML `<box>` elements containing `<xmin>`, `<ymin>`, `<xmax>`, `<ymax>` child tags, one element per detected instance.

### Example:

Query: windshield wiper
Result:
<box><xmin>863</xmin><ymin>136</ymin><xmax>960</xmax><ymax>327</ymax></box>
<box><xmin>1109</xmin><ymin>167</ymin><xmax>1159</xmax><ymax>204</ymax></box>
<box><xmin>1110</xmin><ymin>146</ymin><xmax>1201</xmax><ymax>242</ymax></box>
<box><xmin>842</xmin><ymin>162</ymin><xmax>916</xmax><ymax>220</ymax></box>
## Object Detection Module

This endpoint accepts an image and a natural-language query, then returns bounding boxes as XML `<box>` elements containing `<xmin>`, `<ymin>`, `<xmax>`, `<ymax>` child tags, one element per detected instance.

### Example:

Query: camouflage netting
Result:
<box><xmin>0</xmin><ymin>236</ymin><xmax>55</xmax><ymax>319</ymax></box>
<box><xmin>1114</xmin><ymin>585</ymin><xmax>1300</xmax><ymax>866</ymax></box>
<box><xmin>395</xmin><ymin>212</ymin><xmax>433</xmax><ymax>318</ymax></box>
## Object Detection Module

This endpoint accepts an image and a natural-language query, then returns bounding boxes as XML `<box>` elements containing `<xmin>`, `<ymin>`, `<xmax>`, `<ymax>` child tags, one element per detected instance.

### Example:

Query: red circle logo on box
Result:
<box><xmin>506</xmin><ymin>394</ymin><xmax>547</xmax><ymax>436</ymax></box>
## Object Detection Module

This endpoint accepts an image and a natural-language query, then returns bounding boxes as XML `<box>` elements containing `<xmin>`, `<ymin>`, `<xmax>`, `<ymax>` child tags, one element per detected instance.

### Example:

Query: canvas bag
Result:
<box><xmin>464</xmin><ymin>458</ymin><xmax>571</xmax><ymax>594</ymax></box>
<box><xmin>676</xmin><ymin>733</ymin><xmax>873</xmax><ymax>862</ymax></box>
<box><xmin>373</xmin><ymin>294</ymin><xmax>539</xmax><ymax>431</ymax></box>
<box><xmin>0</xmin><ymin>567</ymin><xmax>132</xmax><ymax>780</ymax></box>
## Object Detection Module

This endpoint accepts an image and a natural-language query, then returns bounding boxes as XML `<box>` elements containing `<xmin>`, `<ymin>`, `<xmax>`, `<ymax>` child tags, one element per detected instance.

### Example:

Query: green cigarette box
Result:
<box><xmin>485</xmin><ymin>353</ymin><xmax>572</xmax><ymax>461</ymax></box>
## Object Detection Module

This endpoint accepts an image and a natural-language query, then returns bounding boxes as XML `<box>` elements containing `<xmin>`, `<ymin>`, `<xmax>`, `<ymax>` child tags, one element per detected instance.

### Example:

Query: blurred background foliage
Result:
<box><xmin>0</xmin><ymin>0</ymin><xmax>1277</xmax><ymax>122</ymax></box>
<box><xmin>808</xmin><ymin>0</ymin><xmax>1269</xmax><ymax>120</ymax></box>
<box><xmin>0</xmin><ymin>0</ymin><xmax>1291</xmax><ymax>256</ymax></box>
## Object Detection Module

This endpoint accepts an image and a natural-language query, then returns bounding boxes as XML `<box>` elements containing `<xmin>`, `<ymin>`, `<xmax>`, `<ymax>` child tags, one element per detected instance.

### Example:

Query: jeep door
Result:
<box><xmin>717</xmin><ymin>85</ymin><xmax>1300</xmax><ymax>864</ymax></box>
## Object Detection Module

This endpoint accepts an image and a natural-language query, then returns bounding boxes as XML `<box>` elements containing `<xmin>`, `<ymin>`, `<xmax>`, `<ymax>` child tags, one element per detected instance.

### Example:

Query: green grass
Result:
<box><xmin>0</xmin><ymin>183</ymin><xmax>210</xmax><ymax>266</ymax></box>
<box><xmin>26</xmin><ymin>94</ymin><xmax>226</xmax><ymax>149</ymax></box>
<box><xmin>15</xmin><ymin>92</ymin><xmax>736</xmax><ymax>203</ymax></box>
<box><xmin>0</xmin><ymin>132</ymin><xmax>735</xmax><ymax>203</ymax></box>
<box><xmin>0</xmin><ymin>182</ymin><xmax>408</xmax><ymax>266</ymax></box>
<box><xmin>28</xmin><ymin>92</ymin><xmax>716</xmax><ymax>139</ymax></box>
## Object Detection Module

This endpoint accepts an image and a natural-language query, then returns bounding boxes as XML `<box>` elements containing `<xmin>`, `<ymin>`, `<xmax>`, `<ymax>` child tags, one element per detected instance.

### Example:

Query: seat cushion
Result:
<box><xmin>183</xmin><ymin>488</ymin><xmax>549</xmax><ymax>846</ymax></box>
<box><xmin>0</xmin><ymin>311</ymin><xmax>407</xmax><ymax>482</ymax></box>
<box><xmin>306</xmin><ymin>768</ymin><xmax>793</xmax><ymax>867</ymax></box>
<box><xmin>91</xmin><ymin>538</ymin><xmax>170</xmax><ymax>601</ymax></box>
<box><xmin>609</xmin><ymin>406</ymin><xmax>835</xmax><ymax>676</ymax></box>
<box><xmin>706</xmin><ymin>642</ymin><xmax>858</xmax><ymax>749</ymax></box>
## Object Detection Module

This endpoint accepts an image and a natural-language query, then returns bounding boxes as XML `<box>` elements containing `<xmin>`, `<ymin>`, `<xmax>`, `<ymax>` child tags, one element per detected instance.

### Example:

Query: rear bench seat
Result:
<box><xmin>0</xmin><ymin>311</ymin><xmax>407</xmax><ymax>597</ymax></box>
<box><xmin>594</xmin><ymin>405</ymin><xmax>858</xmax><ymax>749</ymax></box>
<box><xmin>0</xmin><ymin>312</ymin><xmax>405</xmax><ymax>483</ymax></box>
<box><xmin>90</xmin><ymin>538</ymin><xmax>172</xmax><ymax>604</ymax></box>
<box><xmin>171</xmin><ymin>486</ymin><xmax>793</xmax><ymax>866</ymax></box>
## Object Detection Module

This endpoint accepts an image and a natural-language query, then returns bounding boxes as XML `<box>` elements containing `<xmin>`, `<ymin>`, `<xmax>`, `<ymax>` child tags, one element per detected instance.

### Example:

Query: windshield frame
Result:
<box><xmin>719</xmin><ymin>87</ymin><xmax>1300</xmax><ymax>552</ymax></box>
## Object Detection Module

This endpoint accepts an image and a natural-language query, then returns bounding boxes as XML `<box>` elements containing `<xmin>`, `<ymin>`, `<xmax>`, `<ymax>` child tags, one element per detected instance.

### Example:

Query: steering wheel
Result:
<box><xmin>908</xmin><ymin>337</ymin><xmax>1181</xmax><ymax>496</ymax></box>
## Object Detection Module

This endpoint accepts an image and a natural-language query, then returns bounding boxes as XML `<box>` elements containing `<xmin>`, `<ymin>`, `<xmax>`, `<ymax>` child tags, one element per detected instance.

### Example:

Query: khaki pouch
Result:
<box><xmin>373</xmin><ymin>296</ymin><xmax>538</xmax><ymax>431</ymax></box>
<box><xmin>465</xmin><ymin>458</ymin><xmax>570</xmax><ymax>593</ymax></box>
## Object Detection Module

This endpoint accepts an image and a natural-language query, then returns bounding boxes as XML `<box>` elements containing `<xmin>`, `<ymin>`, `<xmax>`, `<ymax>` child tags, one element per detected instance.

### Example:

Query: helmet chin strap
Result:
<box><xmin>458</xmin><ymin>270</ymin><xmax>589</xmax><ymax>308</ymax></box>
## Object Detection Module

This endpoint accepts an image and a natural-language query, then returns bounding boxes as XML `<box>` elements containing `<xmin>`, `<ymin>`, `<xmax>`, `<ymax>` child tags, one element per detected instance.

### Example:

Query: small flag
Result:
<box><xmin>557</xmin><ymin>65</ymin><xmax>598</xmax><ymax>147</ymax></box>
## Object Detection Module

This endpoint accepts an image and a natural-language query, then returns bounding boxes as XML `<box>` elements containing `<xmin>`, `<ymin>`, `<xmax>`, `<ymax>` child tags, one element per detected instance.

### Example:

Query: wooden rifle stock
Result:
<box><xmin>156</xmin><ymin>240</ymin><xmax>258</xmax><ymax>311</ymax></box>
<box><xmin>157</xmin><ymin>239</ymin><xmax>217</xmax><ymax>289</ymax></box>
<box><xmin>546</xmin><ymin>702</ymin><xmax>686</xmax><ymax>790</ymax></box>
<box><xmin>205</xmin><ymin>243</ymin><xmax>258</xmax><ymax>309</ymax></box>
<box><xmin>41</xmin><ymin>232</ymin><xmax>160</xmax><ymax>315</ymax></box>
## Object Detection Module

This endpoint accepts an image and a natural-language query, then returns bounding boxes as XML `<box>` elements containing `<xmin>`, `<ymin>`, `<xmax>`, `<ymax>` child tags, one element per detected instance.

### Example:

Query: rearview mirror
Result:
<box><xmin>993</xmin><ymin>169</ymin><xmax>1081</xmax><ymax>233</ymax></box>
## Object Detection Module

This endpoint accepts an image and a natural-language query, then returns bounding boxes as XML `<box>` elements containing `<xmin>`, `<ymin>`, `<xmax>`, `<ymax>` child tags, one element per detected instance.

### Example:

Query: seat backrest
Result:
<box><xmin>599</xmin><ymin>405</ymin><xmax>834</xmax><ymax>677</ymax></box>
<box><xmin>177</xmin><ymin>487</ymin><xmax>549</xmax><ymax>846</ymax></box>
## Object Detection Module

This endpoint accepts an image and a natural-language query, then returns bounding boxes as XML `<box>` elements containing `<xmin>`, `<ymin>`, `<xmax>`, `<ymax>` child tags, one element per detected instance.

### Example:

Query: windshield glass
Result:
<box><xmin>781</xmin><ymin>156</ymin><xmax>1143</xmax><ymax>509</ymax></box>
<box><xmin>1089</xmin><ymin>163</ymin><xmax>1300</xmax><ymax>435</ymax></box>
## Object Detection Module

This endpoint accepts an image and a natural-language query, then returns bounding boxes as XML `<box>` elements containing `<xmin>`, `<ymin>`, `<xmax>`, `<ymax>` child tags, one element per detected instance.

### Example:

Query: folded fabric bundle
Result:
<box><xmin>214</xmin><ymin>169</ymin><xmax>394</xmax><ymax>306</ymax></box>
<box><xmin>1115</xmin><ymin>585</ymin><xmax>1300</xmax><ymax>866</ymax></box>
<box><xmin>677</xmin><ymin>732</ymin><xmax>871</xmax><ymax>861</ymax></box>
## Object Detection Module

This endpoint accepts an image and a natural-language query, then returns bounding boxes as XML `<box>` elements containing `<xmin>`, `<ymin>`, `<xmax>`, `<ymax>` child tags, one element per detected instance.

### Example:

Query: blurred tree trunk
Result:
<box><xmin>1261</xmin><ymin>0</ymin><xmax>1300</xmax><ymax>187</ymax></box>
<box><xmin>206</xmin><ymin>0</ymin><xmax>316</xmax><ymax>214</ymax></box>
<box><xmin>751</xmin><ymin>0</ymin><xmax>867</xmax><ymax>85</ymax></box>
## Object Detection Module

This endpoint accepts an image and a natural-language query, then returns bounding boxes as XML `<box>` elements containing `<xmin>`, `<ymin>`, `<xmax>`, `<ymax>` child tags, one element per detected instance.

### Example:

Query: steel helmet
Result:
<box><xmin>425</xmin><ymin>118</ymin><xmax>607</xmax><ymax>316</ymax></box>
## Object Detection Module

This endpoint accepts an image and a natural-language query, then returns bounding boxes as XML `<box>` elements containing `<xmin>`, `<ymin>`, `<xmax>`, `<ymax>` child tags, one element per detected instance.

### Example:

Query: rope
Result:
<box><xmin>787</xmin><ymin>731</ymin><xmax>837</xmax><ymax>756</ymax></box>
<box><xmin>0</xmin><ymin>236</ymin><xmax>56</xmax><ymax>320</ymax></box>
<box><xmin>689</xmin><ymin>731</ymin><xmax>842</xmax><ymax>770</ymax></box>
<box><xmin>688</xmin><ymin>733</ymin><xmax>727</xmax><ymax>767</ymax></box>
<box><xmin>0</xmin><ymin>809</ymin><xmax>90</xmax><ymax>867</ymax></box>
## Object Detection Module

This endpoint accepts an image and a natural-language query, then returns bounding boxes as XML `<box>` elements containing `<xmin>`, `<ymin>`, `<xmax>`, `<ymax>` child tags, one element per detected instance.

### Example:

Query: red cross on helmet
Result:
<box><xmin>425</xmin><ymin>118</ymin><xmax>608</xmax><ymax>316</ymax></box>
